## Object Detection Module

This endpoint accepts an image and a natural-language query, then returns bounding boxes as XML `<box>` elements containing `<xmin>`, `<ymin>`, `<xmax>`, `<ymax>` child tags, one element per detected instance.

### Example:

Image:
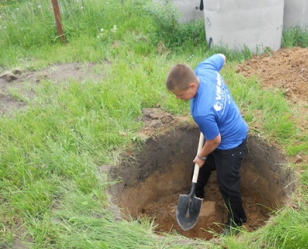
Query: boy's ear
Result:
<box><xmin>189</xmin><ymin>82</ymin><xmax>198</xmax><ymax>89</ymax></box>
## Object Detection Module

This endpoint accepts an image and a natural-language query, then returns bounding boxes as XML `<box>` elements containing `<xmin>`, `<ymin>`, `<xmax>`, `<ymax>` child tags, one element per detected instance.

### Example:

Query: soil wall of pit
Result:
<box><xmin>109</xmin><ymin>123</ymin><xmax>296</xmax><ymax>239</ymax></box>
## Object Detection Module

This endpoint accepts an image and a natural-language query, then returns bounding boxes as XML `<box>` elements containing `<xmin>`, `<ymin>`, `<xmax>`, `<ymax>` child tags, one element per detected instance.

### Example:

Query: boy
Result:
<box><xmin>166</xmin><ymin>54</ymin><xmax>248</xmax><ymax>236</ymax></box>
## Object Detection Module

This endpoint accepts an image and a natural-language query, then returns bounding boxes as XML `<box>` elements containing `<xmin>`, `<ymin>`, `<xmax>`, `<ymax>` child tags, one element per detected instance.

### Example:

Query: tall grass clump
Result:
<box><xmin>282</xmin><ymin>26</ymin><xmax>308</xmax><ymax>48</ymax></box>
<box><xmin>0</xmin><ymin>0</ymin><xmax>157</xmax><ymax>67</ymax></box>
<box><xmin>0</xmin><ymin>0</ymin><xmax>55</xmax><ymax>48</ymax></box>
<box><xmin>0</xmin><ymin>0</ymin><xmax>153</xmax><ymax>48</ymax></box>
<box><xmin>144</xmin><ymin>0</ymin><xmax>206</xmax><ymax>50</ymax></box>
<box><xmin>219</xmin><ymin>204</ymin><xmax>308</xmax><ymax>249</ymax></box>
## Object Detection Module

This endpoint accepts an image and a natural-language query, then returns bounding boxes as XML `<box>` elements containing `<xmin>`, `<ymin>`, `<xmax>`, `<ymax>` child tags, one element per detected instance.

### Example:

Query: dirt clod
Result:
<box><xmin>0</xmin><ymin>72</ymin><xmax>18</xmax><ymax>82</ymax></box>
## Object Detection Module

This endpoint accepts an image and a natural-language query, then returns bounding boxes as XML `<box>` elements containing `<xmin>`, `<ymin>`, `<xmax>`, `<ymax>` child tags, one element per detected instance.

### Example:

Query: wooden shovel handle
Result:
<box><xmin>192</xmin><ymin>132</ymin><xmax>205</xmax><ymax>183</ymax></box>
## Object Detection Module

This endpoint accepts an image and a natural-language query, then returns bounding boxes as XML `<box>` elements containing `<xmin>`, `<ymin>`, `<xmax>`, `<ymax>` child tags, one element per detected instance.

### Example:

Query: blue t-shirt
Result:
<box><xmin>190</xmin><ymin>54</ymin><xmax>248</xmax><ymax>150</ymax></box>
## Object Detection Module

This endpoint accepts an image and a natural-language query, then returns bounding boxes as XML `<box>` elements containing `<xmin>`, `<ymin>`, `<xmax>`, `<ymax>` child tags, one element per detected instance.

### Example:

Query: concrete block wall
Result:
<box><xmin>172</xmin><ymin>0</ymin><xmax>204</xmax><ymax>23</ymax></box>
<box><xmin>203</xmin><ymin>0</ymin><xmax>285</xmax><ymax>53</ymax></box>
<box><xmin>172</xmin><ymin>0</ymin><xmax>308</xmax><ymax>30</ymax></box>
<box><xmin>170</xmin><ymin>0</ymin><xmax>308</xmax><ymax>53</ymax></box>
<box><xmin>284</xmin><ymin>0</ymin><xmax>308</xmax><ymax>30</ymax></box>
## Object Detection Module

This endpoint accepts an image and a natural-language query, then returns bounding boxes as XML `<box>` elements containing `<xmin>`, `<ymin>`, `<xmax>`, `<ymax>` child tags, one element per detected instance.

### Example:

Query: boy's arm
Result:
<box><xmin>193</xmin><ymin>134</ymin><xmax>221</xmax><ymax>167</ymax></box>
<box><xmin>195</xmin><ymin>54</ymin><xmax>226</xmax><ymax>73</ymax></box>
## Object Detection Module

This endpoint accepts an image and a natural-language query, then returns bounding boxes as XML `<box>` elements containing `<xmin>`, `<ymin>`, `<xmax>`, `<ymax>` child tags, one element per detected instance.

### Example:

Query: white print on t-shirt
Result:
<box><xmin>214</xmin><ymin>72</ymin><xmax>230</xmax><ymax>114</ymax></box>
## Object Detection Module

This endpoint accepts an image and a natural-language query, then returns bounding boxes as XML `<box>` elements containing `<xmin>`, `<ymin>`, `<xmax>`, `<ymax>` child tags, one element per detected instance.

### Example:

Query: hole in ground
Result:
<box><xmin>110</xmin><ymin>121</ymin><xmax>296</xmax><ymax>240</ymax></box>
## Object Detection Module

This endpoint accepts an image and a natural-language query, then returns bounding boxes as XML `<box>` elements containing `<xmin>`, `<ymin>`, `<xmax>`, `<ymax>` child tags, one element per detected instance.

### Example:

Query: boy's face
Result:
<box><xmin>172</xmin><ymin>83</ymin><xmax>198</xmax><ymax>101</ymax></box>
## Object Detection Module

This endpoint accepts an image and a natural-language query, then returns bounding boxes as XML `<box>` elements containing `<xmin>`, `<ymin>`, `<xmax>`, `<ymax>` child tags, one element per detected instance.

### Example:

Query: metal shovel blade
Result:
<box><xmin>176</xmin><ymin>192</ymin><xmax>202</xmax><ymax>231</ymax></box>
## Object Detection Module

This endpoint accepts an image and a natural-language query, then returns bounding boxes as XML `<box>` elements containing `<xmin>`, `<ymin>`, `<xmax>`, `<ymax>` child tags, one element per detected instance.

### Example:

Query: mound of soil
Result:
<box><xmin>236</xmin><ymin>47</ymin><xmax>308</xmax><ymax>106</ymax></box>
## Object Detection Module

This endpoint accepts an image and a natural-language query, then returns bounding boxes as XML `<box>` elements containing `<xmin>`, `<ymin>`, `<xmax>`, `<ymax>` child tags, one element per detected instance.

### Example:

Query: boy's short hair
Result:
<box><xmin>166</xmin><ymin>64</ymin><xmax>198</xmax><ymax>91</ymax></box>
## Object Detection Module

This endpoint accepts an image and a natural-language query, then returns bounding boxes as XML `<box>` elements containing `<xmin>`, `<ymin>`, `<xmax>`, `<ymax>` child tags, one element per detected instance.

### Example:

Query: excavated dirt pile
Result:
<box><xmin>236</xmin><ymin>47</ymin><xmax>308</xmax><ymax>106</ymax></box>
<box><xmin>236</xmin><ymin>47</ymin><xmax>308</xmax><ymax>133</ymax></box>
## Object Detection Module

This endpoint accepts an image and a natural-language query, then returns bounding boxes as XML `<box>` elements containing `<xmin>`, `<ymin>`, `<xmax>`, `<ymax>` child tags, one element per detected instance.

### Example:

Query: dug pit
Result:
<box><xmin>109</xmin><ymin>109</ymin><xmax>296</xmax><ymax>240</ymax></box>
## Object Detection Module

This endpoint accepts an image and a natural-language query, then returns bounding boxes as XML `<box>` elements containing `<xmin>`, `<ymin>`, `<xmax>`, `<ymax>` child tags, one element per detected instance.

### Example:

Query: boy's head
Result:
<box><xmin>166</xmin><ymin>64</ymin><xmax>199</xmax><ymax>100</ymax></box>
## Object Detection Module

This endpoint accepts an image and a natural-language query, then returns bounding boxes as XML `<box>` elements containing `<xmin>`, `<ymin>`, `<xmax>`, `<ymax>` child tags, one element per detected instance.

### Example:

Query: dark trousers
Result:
<box><xmin>193</xmin><ymin>139</ymin><xmax>247</xmax><ymax>226</ymax></box>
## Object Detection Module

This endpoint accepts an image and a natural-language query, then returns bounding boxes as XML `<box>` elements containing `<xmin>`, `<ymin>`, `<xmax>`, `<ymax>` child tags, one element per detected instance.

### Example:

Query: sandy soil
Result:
<box><xmin>236</xmin><ymin>47</ymin><xmax>308</xmax><ymax>133</ymax></box>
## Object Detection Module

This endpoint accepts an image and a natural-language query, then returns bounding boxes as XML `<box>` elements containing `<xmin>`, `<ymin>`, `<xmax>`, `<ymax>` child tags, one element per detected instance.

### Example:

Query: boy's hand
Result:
<box><xmin>193</xmin><ymin>156</ymin><xmax>206</xmax><ymax>167</ymax></box>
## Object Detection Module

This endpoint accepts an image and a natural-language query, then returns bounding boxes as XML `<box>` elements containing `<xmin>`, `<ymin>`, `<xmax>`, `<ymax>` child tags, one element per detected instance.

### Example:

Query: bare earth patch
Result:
<box><xmin>0</xmin><ymin>63</ymin><xmax>107</xmax><ymax>114</ymax></box>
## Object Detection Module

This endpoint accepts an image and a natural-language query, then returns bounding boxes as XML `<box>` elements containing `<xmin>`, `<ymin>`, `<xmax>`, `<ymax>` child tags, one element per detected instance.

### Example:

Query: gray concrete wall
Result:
<box><xmin>168</xmin><ymin>0</ymin><xmax>307</xmax><ymax>53</ymax></box>
<box><xmin>284</xmin><ymin>0</ymin><xmax>308</xmax><ymax>30</ymax></box>
<box><xmin>203</xmin><ymin>0</ymin><xmax>284</xmax><ymax>53</ymax></box>
<box><xmin>169</xmin><ymin>0</ymin><xmax>204</xmax><ymax>23</ymax></box>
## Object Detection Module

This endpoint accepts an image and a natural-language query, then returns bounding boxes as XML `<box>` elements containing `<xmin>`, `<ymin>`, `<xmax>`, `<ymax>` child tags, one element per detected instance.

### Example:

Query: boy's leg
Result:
<box><xmin>191</xmin><ymin>153</ymin><xmax>216</xmax><ymax>198</ymax></box>
<box><xmin>214</xmin><ymin>140</ymin><xmax>247</xmax><ymax>226</ymax></box>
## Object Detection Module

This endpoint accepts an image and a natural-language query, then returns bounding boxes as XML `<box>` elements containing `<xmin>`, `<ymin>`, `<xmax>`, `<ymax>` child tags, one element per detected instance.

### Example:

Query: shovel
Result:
<box><xmin>176</xmin><ymin>132</ymin><xmax>204</xmax><ymax>231</ymax></box>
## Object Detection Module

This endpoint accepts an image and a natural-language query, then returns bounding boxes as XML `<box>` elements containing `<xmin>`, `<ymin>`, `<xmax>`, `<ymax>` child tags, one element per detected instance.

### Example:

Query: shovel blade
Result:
<box><xmin>176</xmin><ymin>193</ymin><xmax>202</xmax><ymax>231</ymax></box>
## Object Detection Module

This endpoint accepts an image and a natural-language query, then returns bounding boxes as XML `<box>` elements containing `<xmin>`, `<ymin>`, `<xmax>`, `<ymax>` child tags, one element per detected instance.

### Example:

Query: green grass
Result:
<box><xmin>0</xmin><ymin>0</ymin><xmax>308</xmax><ymax>248</ymax></box>
<box><xmin>221</xmin><ymin>202</ymin><xmax>308</xmax><ymax>249</ymax></box>
<box><xmin>282</xmin><ymin>27</ymin><xmax>308</xmax><ymax>48</ymax></box>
